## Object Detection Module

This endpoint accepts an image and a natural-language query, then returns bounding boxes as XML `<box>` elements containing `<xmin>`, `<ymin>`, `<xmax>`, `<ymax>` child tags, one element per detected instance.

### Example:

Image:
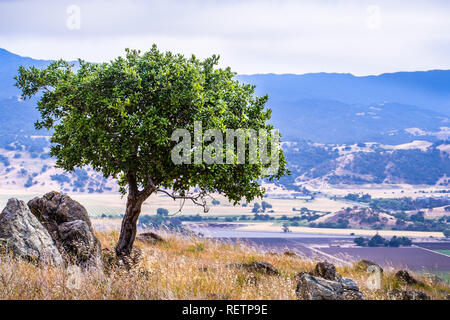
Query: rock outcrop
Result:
<box><xmin>136</xmin><ymin>232</ymin><xmax>166</xmax><ymax>245</ymax></box>
<box><xmin>388</xmin><ymin>289</ymin><xmax>429</xmax><ymax>300</ymax></box>
<box><xmin>313</xmin><ymin>261</ymin><xmax>342</xmax><ymax>281</ymax></box>
<box><xmin>356</xmin><ymin>259</ymin><xmax>384</xmax><ymax>273</ymax></box>
<box><xmin>296</xmin><ymin>274</ymin><xmax>365</xmax><ymax>300</ymax></box>
<box><xmin>0</xmin><ymin>198</ymin><xmax>63</xmax><ymax>266</ymax></box>
<box><xmin>227</xmin><ymin>261</ymin><xmax>280</xmax><ymax>276</ymax></box>
<box><xmin>27</xmin><ymin>191</ymin><xmax>101</xmax><ymax>268</ymax></box>
<box><xmin>395</xmin><ymin>270</ymin><xmax>424</xmax><ymax>286</ymax></box>
<box><xmin>296</xmin><ymin>262</ymin><xmax>365</xmax><ymax>300</ymax></box>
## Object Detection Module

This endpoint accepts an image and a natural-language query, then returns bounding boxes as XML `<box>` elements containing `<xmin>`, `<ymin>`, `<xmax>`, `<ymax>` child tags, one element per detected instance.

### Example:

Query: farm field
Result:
<box><xmin>412</xmin><ymin>243</ymin><xmax>450</xmax><ymax>257</ymax></box>
<box><xmin>0</xmin><ymin>190</ymin><xmax>357</xmax><ymax>217</ymax></box>
<box><xmin>234</xmin><ymin>222</ymin><xmax>444</xmax><ymax>238</ymax></box>
<box><xmin>301</xmin><ymin>183</ymin><xmax>450</xmax><ymax>199</ymax></box>
<box><xmin>319</xmin><ymin>246</ymin><xmax>450</xmax><ymax>272</ymax></box>
<box><xmin>2</xmin><ymin>189</ymin><xmax>447</xmax><ymax>240</ymax></box>
<box><xmin>219</xmin><ymin>236</ymin><xmax>450</xmax><ymax>273</ymax></box>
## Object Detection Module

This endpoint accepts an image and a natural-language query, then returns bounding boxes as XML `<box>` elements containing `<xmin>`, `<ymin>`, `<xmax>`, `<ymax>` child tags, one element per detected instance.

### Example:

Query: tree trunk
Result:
<box><xmin>115</xmin><ymin>171</ymin><xmax>155</xmax><ymax>258</ymax></box>
<box><xmin>115</xmin><ymin>194</ymin><xmax>143</xmax><ymax>257</ymax></box>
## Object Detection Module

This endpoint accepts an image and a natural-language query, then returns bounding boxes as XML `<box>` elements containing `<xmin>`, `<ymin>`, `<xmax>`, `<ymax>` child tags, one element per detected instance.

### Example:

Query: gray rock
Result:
<box><xmin>340</xmin><ymin>277</ymin><xmax>360</xmax><ymax>291</ymax></box>
<box><xmin>136</xmin><ymin>232</ymin><xmax>165</xmax><ymax>244</ymax></box>
<box><xmin>28</xmin><ymin>191</ymin><xmax>101</xmax><ymax>267</ymax></box>
<box><xmin>246</xmin><ymin>261</ymin><xmax>280</xmax><ymax>276</ymax></box>
<box><xmin>227</xmin><ymin>261</ymin><xmax>280</xmax><ymax>276</ymax></box>
<box><xmin>389</xmin><ymin>289</ymin><xmax>429</xmax><ymax>300</ymax></box>
<box><xmin>294</xmin><ymin>271</ymin><xmax>313</xmax><ymax>282</ymax></box>
<box><xmin>395</xmin><ymin>270</ymin><xmax>424</xmax><ymax>286</ymax></box>
<box><xmin>313</xmin><ymin>261</ymin><xmax>342</xmax><ymax>281</ymax></box>
<box><xmin>357</xmin><ymin>259</ymin><xmax>384</xmax><ymax>273</ymax></box>
<box><xmin>58</xmin><ymin>220</ymin><xmax>100</xmax><ymax>265</ymax></box>
<box><xmin>296</xmin><ymin>274</ymin><xmax>365</xmax><ymax>300</ymax></box>
<box><xmin>0</xmin><ymin>198</ymin><xmax>63</xmax><ymax>266</ymax></box>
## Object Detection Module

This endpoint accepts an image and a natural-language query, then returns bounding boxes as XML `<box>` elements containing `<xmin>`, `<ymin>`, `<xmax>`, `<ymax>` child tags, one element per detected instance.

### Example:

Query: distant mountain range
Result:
<box><xmin>0</xmin><ymin>48</ymin><xmax>53</xmax><ymax>99</ymax></box>
<box><xmin>237</xmin><ymin>72</ymin><xmax>450</xmax><ymax>144</ymax></box>
<box><xmin>238</xmin><ymin>71</ymin><xmax>450</xmax><ymax>115</ymax></box>
<box><xmin>0</xmin><ymin>48</ymin><xmax>448</xmax><ymax>188</ymax></box>
<box><xmin>1</xmin><ymin>48</ymin><xmax>449</xmax><ymax>144</ymax></box>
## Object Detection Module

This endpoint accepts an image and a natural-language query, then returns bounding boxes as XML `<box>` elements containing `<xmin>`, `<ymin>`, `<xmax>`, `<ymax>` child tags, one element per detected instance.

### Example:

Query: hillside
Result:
<box><xmin>280</xmin><ymin>140</ymin><xmax>449</xmax><ymax>188</ymax></box>
<box><xmin>0</xmin><ymin>137</ymin><xmax>447</xmax><ymax>194</ymax></box>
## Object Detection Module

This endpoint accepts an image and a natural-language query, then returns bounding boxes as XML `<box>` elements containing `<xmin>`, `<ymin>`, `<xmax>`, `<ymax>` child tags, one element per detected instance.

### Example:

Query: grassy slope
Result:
<box><xmin>0</xmin><ymin>230</ymin><xmax>448</xmax><ymax>300</ymax></box>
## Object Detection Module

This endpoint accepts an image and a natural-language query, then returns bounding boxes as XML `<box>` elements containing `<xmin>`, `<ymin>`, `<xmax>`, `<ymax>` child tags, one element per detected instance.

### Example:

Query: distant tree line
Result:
<box><xmin>354</xmin><ymin>234</ymin><xmax>412</xmax><ymax>247</ymax></box>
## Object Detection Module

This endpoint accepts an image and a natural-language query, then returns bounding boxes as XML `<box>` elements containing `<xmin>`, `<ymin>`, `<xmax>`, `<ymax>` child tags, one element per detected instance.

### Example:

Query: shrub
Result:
<box><xmin>156</xmin><ymin>208</ymin><xmax>169</xmax><ymax>217</ymax></box>
<box><xmin>252</xmin><ymin>202</ymin><xmax>261</xmax><ymax>213</ymax></box>
<box><xmin>50</xmin><ymin>174</ymin><xmax>71</xmax><ymax>184</ymax></box>
<box><xmin>261</xmin><ymin>201</ymin><xmax>272</xmax><ymax>212</ymax></box>
<box><xmin>354</xmin><ymin>237</ymin><xmax>368</xmax><ymax>247</ymax></box>
<box><xmin>368</xmin><ymin>234</ymin><xmax>386</xmax><ymax>247</ymax></box>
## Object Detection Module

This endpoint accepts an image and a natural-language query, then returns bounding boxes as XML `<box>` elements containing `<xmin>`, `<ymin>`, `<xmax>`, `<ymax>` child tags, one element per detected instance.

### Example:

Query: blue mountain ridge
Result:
<box><xmin>0</xmin><ymin>48</ymin><xmax>449</xmax><ymax>144</ymax></box>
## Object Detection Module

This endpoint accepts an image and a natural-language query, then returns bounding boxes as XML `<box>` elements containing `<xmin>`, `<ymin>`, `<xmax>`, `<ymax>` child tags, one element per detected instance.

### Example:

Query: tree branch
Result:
<box><xmin>144</xmin><ymin>174</ymin><xmax>210</xmax><ymax>214</ymax></box>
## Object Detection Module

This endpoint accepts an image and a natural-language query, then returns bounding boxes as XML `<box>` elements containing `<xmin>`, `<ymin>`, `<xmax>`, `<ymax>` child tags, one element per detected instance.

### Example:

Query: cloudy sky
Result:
<box><xmin>0</xmin><ymin>0</ymin><xmax>449</xmax><ymax>75</ymax></box>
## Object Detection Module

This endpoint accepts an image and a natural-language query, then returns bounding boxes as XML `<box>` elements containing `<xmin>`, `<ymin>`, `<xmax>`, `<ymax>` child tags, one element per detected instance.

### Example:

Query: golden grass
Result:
<box><xmin>0</xmin><ymin>230</ymin><xmax>448</xmax><ymax>300</ymax></box>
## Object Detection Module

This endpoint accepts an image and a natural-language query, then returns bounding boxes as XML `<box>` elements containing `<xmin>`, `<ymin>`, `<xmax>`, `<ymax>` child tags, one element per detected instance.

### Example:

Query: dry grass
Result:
<box><xmin>0</xmin><ymin>230</ymin><xmax>448</xmax><ymax>300</ymax></box>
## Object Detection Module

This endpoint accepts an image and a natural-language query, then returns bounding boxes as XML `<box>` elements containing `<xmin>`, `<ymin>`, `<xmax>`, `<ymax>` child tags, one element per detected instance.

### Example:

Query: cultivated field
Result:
<box><xmin>217</xmin><ymin>237</ymin><xmax>450</xmax><ymax>273</ymax></box>
<box><xmin>0</xmin><ymin>189</ymin><xmax>354</xmax><ymax>217</ymax></box>
<box><xmin>1</xmin><ymin>189</ymin><xmax>447</xmax><ymax>239</ymax></box>
<box><xmin>234</xmin><ymin>222</ymin><xmax>444</xmax><ymax>238</ymax></box>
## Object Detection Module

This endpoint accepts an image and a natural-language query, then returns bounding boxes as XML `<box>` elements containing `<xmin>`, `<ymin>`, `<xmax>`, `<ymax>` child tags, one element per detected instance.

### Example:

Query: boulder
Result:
<box><xmin>27</xmin><ymin>191</ymin><xmax>101</xmax><ymax>267</ymax></box>
<box><xmin>313</xmin><ymin>261</ymin><xmax>342</xmax><ymax>281</ymax></box>
<box><xmin>296</xmin><ymin>273</ymin><xmax>365</xmax><ymax>300</ymax></box>
<box><xmin>389</xmin><ymin>289</ymin><xmax>429</xmax><ymax>300</ymax></box>
<box><xmin>296</xmin><ymin>262</ymin><xmax>364</xmax><ymax>300</ymax></box>
<box><xmin>395</xmin><ymin>270</ymin><xmax>423</xmax><ymax>286</ymax></box>
<box><xmin>0</xmin><ymin>198</ymin><xmax>63</xmax><ymax>266</ymax></box>
<box><xmin>283</xmin><ymin>251</ymin><xmax>297</xmax><ymax>257</ymax></box>
<box><xmin>357</xmin><ymin>259</ymin><xmax>384</xmax><ymax>273</ymax></box>
<box><xmin>136</xmin><ymin>232</ymin><xmax>165</xmax><ymax>245</ymax></box>
<box><xmin>58</xmin><ymin>220</ymin><xmax>99</xmax><ymax>265</ymax></box>
<box><xmin>294</xmin><ymin>271</ymin><xmax>313</xmax><ymax>282</ymax></box>
<box><xmin>227</xmin><ymin>261</ymin><xmax>280</xmax><ymax>276</ymax></box>
<box><xmin>246</xmin><ymin>261</ymin><xmax>280</xmax><ymax>276</ymax></box>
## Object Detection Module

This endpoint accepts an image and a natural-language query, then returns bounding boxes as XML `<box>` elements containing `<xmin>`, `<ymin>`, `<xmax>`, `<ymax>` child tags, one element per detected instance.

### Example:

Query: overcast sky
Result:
<box><xmin>0</xmin><ymin>0</ymin><xmax>449</xmax><ymax>75</ymax></box>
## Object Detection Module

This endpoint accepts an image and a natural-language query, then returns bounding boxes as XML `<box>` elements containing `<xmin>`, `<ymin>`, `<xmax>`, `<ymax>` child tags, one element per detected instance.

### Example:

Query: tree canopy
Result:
<box><xmin>15</xmin><ymin>45</ymin><xmax>288</xmax><ymax>255</ymax></box>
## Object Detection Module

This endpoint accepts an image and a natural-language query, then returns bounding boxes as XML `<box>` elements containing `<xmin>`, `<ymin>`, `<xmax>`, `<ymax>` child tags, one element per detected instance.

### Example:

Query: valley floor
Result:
<box><xmin>233</xmin><ymin>222</ymin><xmax>444</xmax><ymax>238</ymax></box>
